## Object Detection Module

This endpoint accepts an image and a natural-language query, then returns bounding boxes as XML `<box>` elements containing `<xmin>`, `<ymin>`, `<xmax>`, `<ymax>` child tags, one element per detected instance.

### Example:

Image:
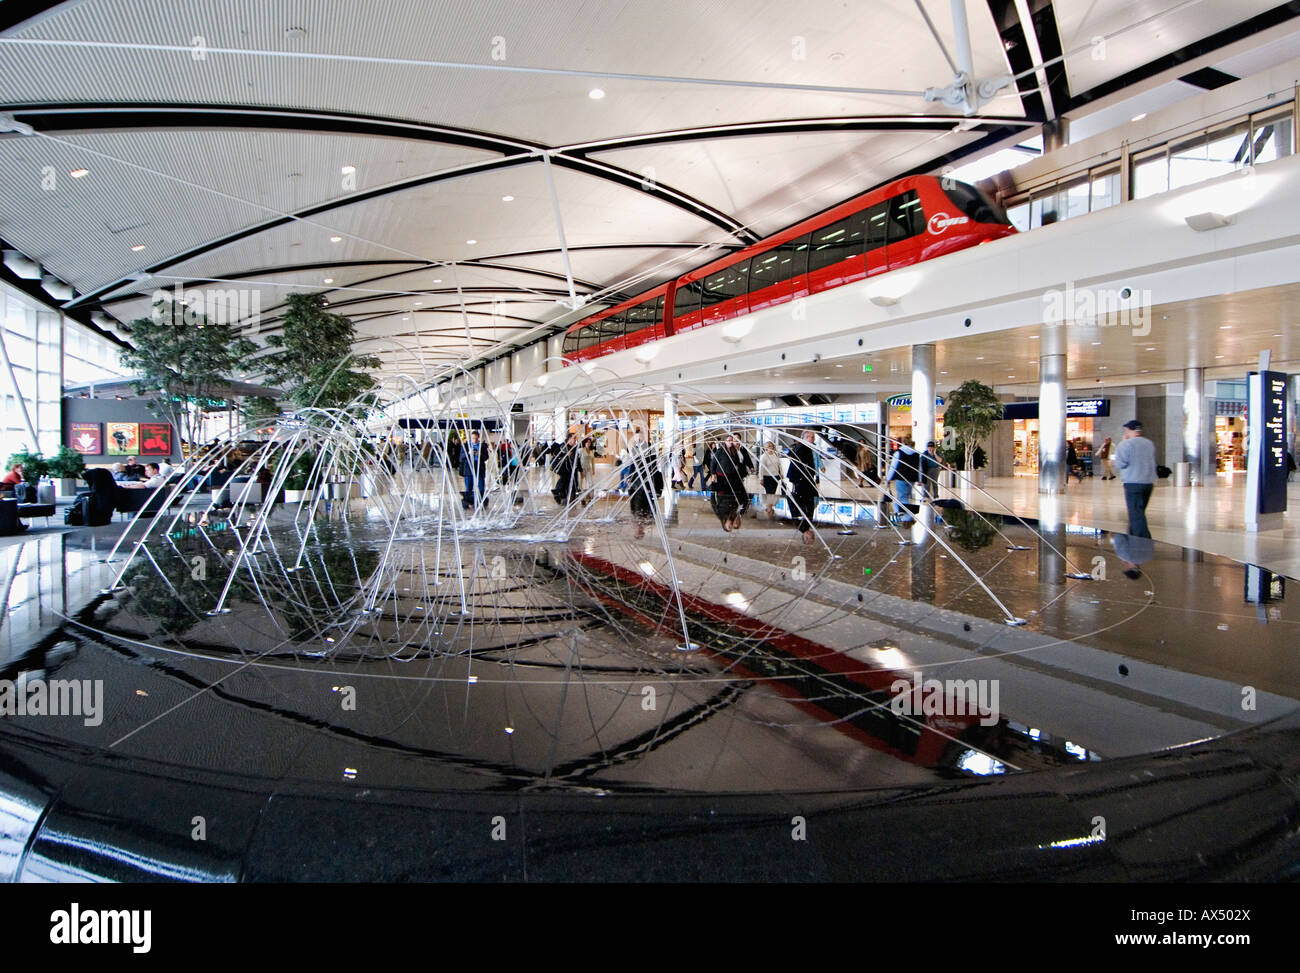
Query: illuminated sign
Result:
<box><xmin>886</xmin><ymin>394</ymin><xmax>945</xmax><ymax>410</ymax></box>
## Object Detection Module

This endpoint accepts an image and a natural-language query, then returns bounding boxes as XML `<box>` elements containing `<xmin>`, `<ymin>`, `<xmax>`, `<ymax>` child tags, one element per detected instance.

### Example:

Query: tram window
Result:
<box><xmin>701</xmin><ymin>268</ymin><xmax>730</xmax><ymax>307</ymax></box>
<box><xmin>563</xmin><ymin>333</ymin><xmax>578</xmax><ymax>355</ymax></box>
<box><xmin>808</xmin><ymin>214</ymin><xmax>866</xmax><ymax>271</ymax></box>
<box><xmin>775</xmin><ymin>234</ymin><xmax>810</xmax><ymax>281</ymax></box>
<box><xmin>673</xmin><ymin>280</ymin><xmax>702</xmax><ymax>317</ymax></box>
<box><xmin>887</xmin><ymin>191</ymin><xmax>924</xmax><ymax>241</ymax></box>
<box><xmin>943</xmin><ymin>181</ymin><xmax>1009</xmax><ymax>224</ymax></box>
<box><xmin>721</xmin><ymin>258</ymin><xmax>750</xmax><ymax>298</ymax></box>
<box><xmin>865</xmin><ymin>202</ymin><xmax>889</xmax><ymax>250</ymax></box>
<box><xmin>748</xmin><ymin>248</ymin><xmax>781</xmax><ymax>289</ymax></box>
<box><xmin>626</xmin><ymin>298</ymin><xmax>656</xmax><ymax>333</ymax></box>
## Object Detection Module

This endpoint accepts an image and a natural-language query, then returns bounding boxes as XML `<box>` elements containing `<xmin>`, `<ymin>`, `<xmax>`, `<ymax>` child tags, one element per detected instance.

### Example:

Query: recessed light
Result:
<box><xmin>1098</xmin><ymin>365</ymin><xmax>1107</xmax><ymax>369</ymax></box>
<box><xmin>341</xmin><ymin>165</ymin><xmax>355</xmax><ymax>174</ymax></box>
<box><xmin>323</xmin><ymin>277</ymin><xmax>334</xmax><ymax>284</ymax></box>
<box><xmin>1091</xmin><ymin>341</ymin><xmax>1101</xmax><ymax>345</ymax></box>
<box><xmin>330</xmin><ymin>235</ymin><xmax>342</xmax><ymax>243</ymax></box>
<box><xmin>466</xmin><ymin>239</ymin><xmax>477</xmax><ymax>245</ymax></box>
<box><xmin>1272</xmin><ymin>332</ymin><xmax>1283</xmax><ymax>337</ymax></box>
<box><xmin>976</xmin><ymin>356</ymin><xmax>984</xmax><ymax>360</ymax></box>
<box><xmin>1219</xmin><ymin>325</ymin><xmax>1231</xmax><ymax>330</ymax></box>
<box><xmin>588</xmin><ymin>88</ymin><xmax>605</xmax><ymax>100</ymax></box>
<box><xmin>1145</xmin><ymin>346</ymin><xmax>1156</xmax><ymax>350</ymax></box>
<box><xmin>402</xmin><ymin>316</ymin><xmax>409</xmax><ymax>321</ymax></box>
<box><xmin>1029</xmin><ymin>334</ymin><xmax>1039</xmax><ymax>339</ymax></box>
<box><xmin>130</xmin><ymin>244</ymin><xmax>145</xmax><ymax>252</ymax></box>
<box><xmin>69</xmin><ymin>168</ymin><xmax>89</xmax><ymax>178</ymax></box>
<box><xmin>433</xmin><ymin>279</ymin><xmax>442</xmax><ymax>283</ymax></box>
<box><xmin>1216</xmin><ymin>354</ymin><xmax>1225</xmax><ymax>359</ymax></box>
<box><xmin>835</xmin><ymin>364</ymin><xmax>843</xmax><ymax>368</ymax></box>
<box><xmin>501</xmin><ymin>195</ymin><xmax>514</xmax><ymax>202</ymax></box>
<box><xmin>940</xmin><ymin>370</ymin><xmax>948</xmax><ymax>374</ymax></box>
<box><xmin>1131</xmin><ymin>113</ymin><xmax>1147</xmax><ymax>122</ymax></box>
<box><xmin>413</xmin><ymin>301</ymin><xmax>422</xmax><ymax>306</ymax></box>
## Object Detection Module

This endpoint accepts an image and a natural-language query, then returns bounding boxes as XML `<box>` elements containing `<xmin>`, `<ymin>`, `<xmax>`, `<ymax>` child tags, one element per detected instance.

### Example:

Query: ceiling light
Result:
<box><xmin>1131</xmin><ymin>113</ymin><xmax>1147</xmax><ymax>122</ymax></box>
<box><xmin>1145</xmin><ymin>346</ymin><xmax>1156</xmax><ymax>350</ymax></box>
<box><xmin>130</xmin><ymin>244</ymin><xmax>145</xmax><ymax>252</ymax></box>
<box><xmin>340</xmin><ymin>165</ymin><xmax>355</xmax><ymax>174</ymax></box>
<box><xmin>501</xmin><ymin>195</ymin><xmax>514</xmax><ymax>202</ymax></box>
<box><xmin>1219</xmin><ymin>325</ymin><xmax>1231</xmax><ymax>330</ymax></box>
<box><xmin>588</xmin><ymin>88</ymin><xmax>605</xmax><ymax>100</ymax></box>
<box><xmin>413</xmin><ymin>301</ymin><xmax>422</xmax><ymax>306</ymax></box>
<box><xmin>285</xmin><ymin>26</ymin><xmax>306</xmax><ymax>38</ymax></box>
<box><xmin>330</xmin><ymin>235</ymin><xmax>342</xmax><ymax>243</ymax></box>
<box><xmin>1216</xmin><ymin>354</ymin><xmax>1225</xmax><ymax>359</ymax></box>
<box><xmin>1091</xmin><ymin>341</ymin><xmax>1101</xmax><ymax>345</ymax></box>
<box><xmin>433</xmin><ymin>278</ymin><xmax>442</xmax><ymax>283</ymax></box>
<box><xmin>1185</xmin><ymin>211</ymin><xmax>1234</xmax><ymax>232</ymax></box>
<box><xmin>466</xmin><ymin>239</ymin><xmax>477</xmax><ymax>245</ymax></box>
<box><xmin>835</xmin><ymin>364</ymin><xmax>843</xmax><ymax>368</ymax></box>
<box><xmin>69</xmin><ymin>168</ymin><xmax>89</xmax><ymax>178</ymax></box>
<box><xmin>976</xmin><ymin>356</ymin><xmax>984</xmax><ymax>360</ymax></box>
<box><xmin>3</xmin><ymin>250</ymin><xmax>41</xmax><ymax>279</ymax></box>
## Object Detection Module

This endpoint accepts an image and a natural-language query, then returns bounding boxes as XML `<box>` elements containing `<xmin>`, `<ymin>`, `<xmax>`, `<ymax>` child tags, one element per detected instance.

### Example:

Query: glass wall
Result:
<box><xmin>1</xmin><ymin>281</ymin><xmax>129</xmax><ymax>463</ymax></box>
<box><xmin>1</xmin><ymin>284</ymin><xmax>60</xmax><ymax>460</ymax></box>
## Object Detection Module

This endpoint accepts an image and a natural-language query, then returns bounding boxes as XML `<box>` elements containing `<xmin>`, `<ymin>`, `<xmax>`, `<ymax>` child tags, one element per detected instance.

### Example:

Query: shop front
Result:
<box><xmin>1215</xmin><ymin>398</ymin><xmax>1247</xmax><ymax>473</ymax></box>
<box><xmin>1003</xmin><ymin>398</ymin><xmax>1110</xmax><ymax>477</ymax></box>
<box><xmin>884</xmin><ymin>394</ymin><xmax>946</xmax><ymax>446</ymax></box>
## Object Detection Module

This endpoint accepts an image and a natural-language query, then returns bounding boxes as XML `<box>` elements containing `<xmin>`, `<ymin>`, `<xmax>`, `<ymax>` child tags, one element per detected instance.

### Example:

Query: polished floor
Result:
<box><xmin>2</xmin><ymin>478</ymin><xmax>1299</xmax><ymax>879</ymax></box>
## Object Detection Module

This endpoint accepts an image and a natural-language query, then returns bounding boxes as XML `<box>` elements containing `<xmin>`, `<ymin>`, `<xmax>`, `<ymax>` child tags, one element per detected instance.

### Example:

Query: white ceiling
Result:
<box><xmin>0</xmin><ymin>0</ymin><xmax>1294</xmax><ymax>386</ymax></box>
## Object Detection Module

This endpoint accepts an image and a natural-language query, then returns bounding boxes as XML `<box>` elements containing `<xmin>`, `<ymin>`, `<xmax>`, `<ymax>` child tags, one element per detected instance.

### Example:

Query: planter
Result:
<box><xmin>59</xmin><ymin>477</ymin><xmax>80</xmax><ymax>497</ymax></box>
<box><xmin>283</xmin><ymin>488</ymin><xmax>317</xmax><ymax>504</ymax></box>
<box><xmin>325</xmin><ymin>482</ymin><xmax>359</xmax><ymax>500</ymax></box>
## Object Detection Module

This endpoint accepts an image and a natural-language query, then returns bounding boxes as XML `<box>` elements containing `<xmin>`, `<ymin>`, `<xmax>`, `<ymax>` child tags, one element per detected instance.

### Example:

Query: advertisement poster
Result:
<box><xmin>139</xmin><ymin>422</ymin><xmax>173</xmax><ymax>457</ymax></box>
<box><xmin>106</xmin><ymin>422</ymin><xmax>139</xmax><ymax>456</ymax></box>
<box><xmin>69</xmin><ymin>422</ymin><xmax>102</xmax><ymax>455</ymax></box>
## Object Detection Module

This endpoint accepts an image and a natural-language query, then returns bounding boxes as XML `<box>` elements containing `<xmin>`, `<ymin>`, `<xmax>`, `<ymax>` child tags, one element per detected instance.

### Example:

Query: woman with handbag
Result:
<box><xmin>758</xmin><ymin>441</ymin><xmax>782</xmax><ymax>519</ymax></box>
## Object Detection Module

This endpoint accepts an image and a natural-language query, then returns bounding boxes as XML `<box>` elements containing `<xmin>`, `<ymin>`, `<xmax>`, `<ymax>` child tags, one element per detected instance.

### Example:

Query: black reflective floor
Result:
<box><xmin>3</xmin><ymin>494</ymin><xmax>1299</xmax><ymax>880</ymax></box>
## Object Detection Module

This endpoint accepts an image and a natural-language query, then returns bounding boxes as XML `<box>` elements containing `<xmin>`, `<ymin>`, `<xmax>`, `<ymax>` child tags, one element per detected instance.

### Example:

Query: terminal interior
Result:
<box><xmin>3</xmin><ymin>0</ymin><xmax>1300</xmax><ymax>881</ymax></box>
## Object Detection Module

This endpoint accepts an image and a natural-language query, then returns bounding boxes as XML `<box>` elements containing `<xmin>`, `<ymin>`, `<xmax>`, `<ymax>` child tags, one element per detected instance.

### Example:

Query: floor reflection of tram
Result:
<box><xmin>566</xmin><ymin>550</ymin><xmax>1009</xmax><ymax>777</ymax></box>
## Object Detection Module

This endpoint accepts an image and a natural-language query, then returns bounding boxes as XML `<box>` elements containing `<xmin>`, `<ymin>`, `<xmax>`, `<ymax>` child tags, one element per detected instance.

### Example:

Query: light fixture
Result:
<box><xmin>330</xmin><ymin>235</ymin><xmax>342</xmax><ymax>242</ymax></box>
<box><xmin>40</xmin><ymin>273</ymin><xmax>73</xmax><ymax>301</ymax></box>
<box><xmin>323</xmin><ymin>277</ymin><xmax>334</xmax><ymax>284</ymax></box>
<box><xmin>466</xmin><ymin>239</ymin><xmax>477</xmax><ymax>245</ymax></box>
<box><xmin>130</xmin><ymin>244</ymin><xmax>145</xmax><ymax>252</ymax></box>
<box><xmin>340</xmin><ymin>164</ymin><xmax>355</xmax><ymax>174</ymax></box>
<box><xmin>3</xmin><ymin>250</ymin><xmax>41</xmax><ymax>279</ymax></box>
<box><xmin>720</xmin><ymin>319</ymin><xmax>752</xmax><ymax>343</ymax></box>
<box><xmin>69</xmin><ymin>168</ymin><xmax>89</xmax><ymax>178</ymax></box>
<box><xmin>501</xmin><ymin>195</ymin><xmax>514</xmax><ymax>202</ymax></box>
<box><xmin>1131</xmin><ymin>112</ymin><xmax>1147</xmax><ymax>122</ymax></box>
<box><xmin>635</xmin><ymin>345</ymin><xmax>659</xmax><ymax>364</ymax></box>
<box><xmin>1185</xmin><ymin>211</ymin><xmax>1234</xmax><ymax>232</ymax></box>
<box><xmin>413</xmin><ymin>301</ymin><xmax>422</xmax><ymax>306</ymax></box>
<box><xmin>433</xmin><ymin>278</ymin><xmax>442</xmax><ymax>283</ymax></box>
<box><xmin>588</xmin><ymin>87</ymin><xmax>605</xmax><ymax>100</ymax></box>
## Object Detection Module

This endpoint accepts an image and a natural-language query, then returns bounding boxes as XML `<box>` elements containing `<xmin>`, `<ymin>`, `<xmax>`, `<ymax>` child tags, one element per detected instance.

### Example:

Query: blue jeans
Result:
<box><xmin>1123</xmin><ymin>482</ymin><xmax>1153</xmax><ymax>538</ymax></box>
<box><xmin>891</xmin><ymin>480</ymin><xmax>914</xmax><ymax>521</ymax></box>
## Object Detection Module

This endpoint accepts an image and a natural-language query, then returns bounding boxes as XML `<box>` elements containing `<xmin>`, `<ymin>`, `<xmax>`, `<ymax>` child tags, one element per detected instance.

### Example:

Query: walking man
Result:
<box><xmin>1113</xmin><ymin>419</ymin><xmax>1157</xmax><ymax>538</ymax></box>
<box><xmin>787</xmin><ymin>429</ymin><xmax>820</xmax><ymax>546</ymax></box>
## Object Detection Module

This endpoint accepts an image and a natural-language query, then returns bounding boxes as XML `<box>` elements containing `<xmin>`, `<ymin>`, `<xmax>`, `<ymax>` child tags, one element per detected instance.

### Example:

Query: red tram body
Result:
<box><xmin>562</xmin><ymin>175</ymin><xmax>1016</xmax><ymax>363</ymax></box>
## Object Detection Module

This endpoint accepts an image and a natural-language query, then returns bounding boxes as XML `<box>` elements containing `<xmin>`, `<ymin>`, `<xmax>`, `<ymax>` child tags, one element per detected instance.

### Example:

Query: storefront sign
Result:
<box><xmin>1001</xmin><ymin>398</ymin><xmax>1111</xmax><ymax>420</ymax></box>
<box><xmin>886</xmin><ymin>394</ymin><xmax>944</xmax><ymax>410</ymax></box>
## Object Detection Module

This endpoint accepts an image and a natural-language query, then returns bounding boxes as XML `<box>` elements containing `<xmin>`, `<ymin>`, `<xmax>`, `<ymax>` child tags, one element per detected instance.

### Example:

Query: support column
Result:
<box><xmin>1038</xmin><ymin>352</ymin><xmax>1067</xmax><ymax>495</ymax></box>
<box><xmin>1183</xmin><ymin>366</ymin><xmax>1205</xmax><ymax>485</ymax></box>
<box><xmin>911</xmin><ymin>344</ymin><xmax>936</xmax><ymax>449</ymax></box>
<box><xmin>662</xmin><ymin>392</ymin><xmax>678</xmax><ymax>518</ymax></box>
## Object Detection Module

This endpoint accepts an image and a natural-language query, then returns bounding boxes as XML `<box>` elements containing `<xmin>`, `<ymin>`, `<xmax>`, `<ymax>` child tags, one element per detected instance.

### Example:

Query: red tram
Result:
<box><xmin>562</xmin><ymin>175</ymin><xmax>1016</xmax><ymax>363</ymax></box>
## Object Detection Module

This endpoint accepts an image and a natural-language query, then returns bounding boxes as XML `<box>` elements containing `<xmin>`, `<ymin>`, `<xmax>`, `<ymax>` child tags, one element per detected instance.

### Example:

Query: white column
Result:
<box><xmin>1038</xmin><ymin>352</ymin><xmax>1067</xmax><ymax>494</ymax></box>
<box><xmin>662</xmin><ymin>391</ymin><xmax>678</xmax><ymax>516</ymax></box>
<box><xmin>1183</xmin><ymin>366</ymin><xmax>1205</xmax><ymax>485</ymax></box>
<box><xmin>911</xmin><ymin>344</ymin><xmax>936</xmax><ymax>449</ymax></box>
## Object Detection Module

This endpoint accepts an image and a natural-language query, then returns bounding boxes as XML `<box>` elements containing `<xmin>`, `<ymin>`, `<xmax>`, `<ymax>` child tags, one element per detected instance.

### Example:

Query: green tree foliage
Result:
<box><xmin>943</xmin><ymin>380</ymin><xmax>1002</xmax><ymax>473</ymax></box>
<box><xmin>120</xmin><ymin>302</ymin><xmax>257</xmax><ymax>450</ymax></box>
<box><xmin>258</xmin><ymin>294</ymin><xmax>380</xmax><ymax>412</ymax></box>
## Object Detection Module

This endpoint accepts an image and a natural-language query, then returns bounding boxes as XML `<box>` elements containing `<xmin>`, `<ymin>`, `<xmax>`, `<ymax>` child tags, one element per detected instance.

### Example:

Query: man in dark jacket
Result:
<box><xmin>787</xmin><ymin>429</ymin><xmax>819</xmax><ymax>545</ymax></box>
<box><xmin>460</xmin><ymin>431</ymin><xmax>488</xmax><ymax>510</ymax></box>
<box><xmin>885</xmin><ymin>437</ymin><xmax>922</xmax><ymax>523</ymax></box>
<box><xmin>551</xmin><ymin>433</ymin><xmax>583</xmax><ymax>509</ymax></box>
<box><xmin>708</xmin><ymin>434</ymin><xmax>753</xmax><ymax>531</ymax></box>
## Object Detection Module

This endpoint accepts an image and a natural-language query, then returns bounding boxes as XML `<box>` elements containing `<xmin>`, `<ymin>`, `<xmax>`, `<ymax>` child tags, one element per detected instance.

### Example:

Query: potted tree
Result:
<box><xmin>47</xmin><ymin>445</ymin><xmax>87</xmax><ymax>497</ymax></box>
<box><xmin>5</xmin><ymin>447</ymin><xmax>48</xmax><ymax>501</ymax></box>
<box><xmin>942</xmin><ymin>380</ymin><xmax>1002</xmax><ymax>489</ymax></box>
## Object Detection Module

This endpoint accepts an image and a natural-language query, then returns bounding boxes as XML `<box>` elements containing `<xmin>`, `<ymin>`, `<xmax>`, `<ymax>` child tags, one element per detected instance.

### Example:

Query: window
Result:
<box><xmin>775</xmin><ymin>234</ymin><xmax>810</xmax><ymax>281</ymax></box>
<box><xmin>1252</xmin><ymin>110</ymin><xmax>1294</xmax><ymax>164</ymax></box>
<box><xmin>747</xmin><ymin>248</ymin><xmax>782</xmax><ymax>290</ymax></box>
<box><xmin>865</xmin><ymin>202</ymin><xmax>889</xmax><ymax>250</ymax></box>
<box><xmin>626</xmin><ymin>297</ymin><xmax>658</xmax><ymax>334</ymax></box>
<box><xmin>942</xmin><ymin>181</ymin><xmax>1009</xmax><ymax>223</ymax></box>
<box><xmin>1060</xmin><ymin>178</ymin><xmax>1090</xmax><ymax>222</ymax></box>
<box><xmin>1089</xmin><ymin>168</ymin><xmax>1120</xmax><ymax>212</ymax></box>
<box><xmin>701</xmin><ymin>259</ymin><xmax>749</xmax><ymax>307</ymax></box>
<box><xmin>1169</xmin><ymin>122</ymin><xmax>1249</xmax><ymax>191</ymax></box>
<box><xmin>1</xmin><ymin>285</ymin><xmax>62</xmax><ymax>460</ymax></box>
<box><xmin>1006</xmin><ymin>200</ymin><xmax>1030</xmax><ymax>232</ymax></box>
<box><xmin>673</xmin><ymin>280</ymin><xmax>702</xmax><ymax>318</ymax></box>
<box><xmin>887</xmin><ymin>190</ymin><xmax>924</xmax><ymax>241</ymax></box>
<box><xmin>808</xmin><ymin>213</ymin><xmax>866</xmax><ymax>271</ymax></box>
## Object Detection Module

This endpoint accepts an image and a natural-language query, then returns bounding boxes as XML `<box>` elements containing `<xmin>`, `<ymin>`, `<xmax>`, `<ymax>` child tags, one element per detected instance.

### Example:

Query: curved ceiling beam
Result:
<box><xmin>7</xmin><ymin>103</ymin><xmax>754</xmax><ymax>303</ymax></box>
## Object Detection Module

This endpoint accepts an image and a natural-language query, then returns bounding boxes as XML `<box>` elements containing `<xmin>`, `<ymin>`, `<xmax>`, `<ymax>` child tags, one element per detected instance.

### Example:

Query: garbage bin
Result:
<box><xmin>1174</xmin><ymin>461</ymin><xmax>1191</xmax><ymax>487</ymax></box>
